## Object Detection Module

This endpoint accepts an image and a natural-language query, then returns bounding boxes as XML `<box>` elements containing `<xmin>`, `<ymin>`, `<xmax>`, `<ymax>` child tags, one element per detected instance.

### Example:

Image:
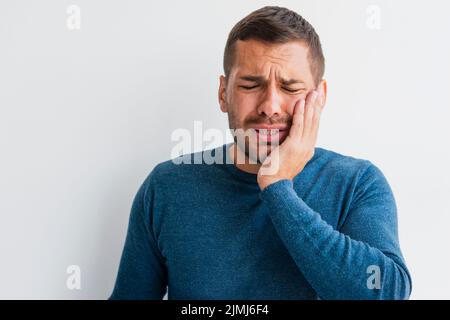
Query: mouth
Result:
<box><xmin>253</xmin><ymin>127</ymin><xmax>289</xmax><ymax>143</ymax></box>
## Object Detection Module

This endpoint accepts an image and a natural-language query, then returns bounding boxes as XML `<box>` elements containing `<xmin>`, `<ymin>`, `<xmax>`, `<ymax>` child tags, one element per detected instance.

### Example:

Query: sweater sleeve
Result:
<box><xmin>259</xmin><ymin>162</ymin><xmax>412</xmax><ymax>300</ymax></box>
<box><xmin>109</xmin><ymin>171</ymin><xmax>168</xmax><ymax>300</ymax></box>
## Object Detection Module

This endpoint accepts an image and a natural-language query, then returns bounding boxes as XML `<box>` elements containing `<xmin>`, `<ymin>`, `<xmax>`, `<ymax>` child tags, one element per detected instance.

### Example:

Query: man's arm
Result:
<box><xmin>259</xmin><ymin>163</ymin><xmax>412</xmax><ymax>299</ymax></box>
<box><xmin>109</xmin><ymin>172</ymin><xmax>168</xmax><ymax>300</ymax></box>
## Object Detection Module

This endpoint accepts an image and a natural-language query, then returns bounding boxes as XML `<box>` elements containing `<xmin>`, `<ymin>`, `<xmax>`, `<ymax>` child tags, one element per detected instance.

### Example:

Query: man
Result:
<box><xmin>110</xmin><ymin>6</ymin><xmax>412</xmax><ymax>300</ymax></box>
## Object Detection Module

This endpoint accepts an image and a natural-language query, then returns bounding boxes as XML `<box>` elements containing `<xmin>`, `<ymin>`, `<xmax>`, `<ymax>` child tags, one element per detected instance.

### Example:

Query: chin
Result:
<box><xmin>245</xmin><ymin>143</ymin><xmax>274</xmax><ymax>163</ymax></box>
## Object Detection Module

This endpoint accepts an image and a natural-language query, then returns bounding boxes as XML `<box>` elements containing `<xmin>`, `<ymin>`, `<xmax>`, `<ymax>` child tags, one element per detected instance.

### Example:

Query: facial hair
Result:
<box><xmin>226</xmin><ymin>107</ymin><xmax>292</xmax><ymax>164</ymax></box>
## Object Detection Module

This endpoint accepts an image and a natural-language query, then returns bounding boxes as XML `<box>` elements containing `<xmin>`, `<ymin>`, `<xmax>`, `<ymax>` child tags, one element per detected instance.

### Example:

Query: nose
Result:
<box><xmin>257</xmin><ymin>82</ymin><xmax>283</xmax><ymax>119</ymax></box>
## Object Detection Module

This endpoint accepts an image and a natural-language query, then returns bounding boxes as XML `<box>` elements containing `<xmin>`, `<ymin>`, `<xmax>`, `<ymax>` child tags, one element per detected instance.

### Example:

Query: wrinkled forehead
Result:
<box><xmin>231</xmin><ymin>39</ymin><xmax>314</xmax><ymax>84</ymax></box>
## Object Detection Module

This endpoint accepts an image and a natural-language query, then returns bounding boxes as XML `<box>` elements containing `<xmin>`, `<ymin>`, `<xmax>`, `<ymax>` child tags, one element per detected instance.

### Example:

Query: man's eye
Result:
<box><xmin>283</xmin><ymin>87</ymin><xmax>303</xmax><ymax>93</ymax></box>
<box><xmin>239</xmin><ymin>85</ymin><xmax>259</xmax><ymax>90</ymax></box>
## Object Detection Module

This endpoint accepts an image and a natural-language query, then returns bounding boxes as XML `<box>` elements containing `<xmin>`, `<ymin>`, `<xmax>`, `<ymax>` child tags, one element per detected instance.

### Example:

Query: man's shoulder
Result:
<box><xmin>146</xmin><ymin>145</ymin><xmax>224</xmax><ymax>185</ymax></box>
<box><xmin>313</xmin><ymin>146</ymin><xmax>388</xmax><ymax>186</ymax></box>
<box><xmin>314</xmin><ymin>146</ymin><xmax>370</xmax><ymax>170</ymax></box>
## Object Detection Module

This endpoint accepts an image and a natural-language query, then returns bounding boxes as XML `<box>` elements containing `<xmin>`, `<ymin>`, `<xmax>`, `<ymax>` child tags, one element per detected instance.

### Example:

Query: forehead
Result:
<box><xmin>233</xmin><ymin>39</ymin><xmax>313</xmax><ymax>83</ymax></box>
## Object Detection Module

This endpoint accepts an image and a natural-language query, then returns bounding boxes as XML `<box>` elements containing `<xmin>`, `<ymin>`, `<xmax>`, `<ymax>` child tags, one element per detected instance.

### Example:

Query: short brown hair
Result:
<box><xmin>223</xmin><ymin>6</ymin><xmax>325</xmax><ymax>86</ymax></box>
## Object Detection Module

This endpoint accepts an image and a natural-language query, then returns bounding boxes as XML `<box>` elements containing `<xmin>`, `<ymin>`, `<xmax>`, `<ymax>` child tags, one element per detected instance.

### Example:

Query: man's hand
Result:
<box><xmin>257</xmin><ymin>90</ymin><xmax>325</xmax><ymax>190</ymax></box>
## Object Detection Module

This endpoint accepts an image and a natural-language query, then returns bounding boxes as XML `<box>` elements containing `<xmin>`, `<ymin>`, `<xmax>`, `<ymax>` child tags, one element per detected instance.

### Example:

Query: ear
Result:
<box><xmin>218</xmin><ymin>75</ymin><xmax>228</xmax><ymax>113</ymax></box>
<box><xmin>316</xmin><ymin>79</ymin><xmax>327</xmax><ymax>108</ymax></box>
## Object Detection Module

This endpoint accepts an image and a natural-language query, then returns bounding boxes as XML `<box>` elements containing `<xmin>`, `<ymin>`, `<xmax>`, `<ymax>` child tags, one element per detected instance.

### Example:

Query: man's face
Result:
<box><xmin>219</xmin><ymin>39</ymin><xmax>324</xmax><ymax>163</ymax></box>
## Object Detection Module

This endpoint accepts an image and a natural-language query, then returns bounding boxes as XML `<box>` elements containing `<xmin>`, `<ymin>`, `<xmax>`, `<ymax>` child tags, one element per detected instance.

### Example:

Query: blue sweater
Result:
<box><xmin>109</xmin><ymin>143</ymin><xmax>412</xmax><ymax>300</ymax></box>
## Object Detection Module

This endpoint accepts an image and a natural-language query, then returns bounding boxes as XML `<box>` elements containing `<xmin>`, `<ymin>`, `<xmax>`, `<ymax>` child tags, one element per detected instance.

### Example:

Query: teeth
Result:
<box><xmin>258</xmin><ymin>129</ymin><xmax>279</xmax><ymax>135</ymax></box>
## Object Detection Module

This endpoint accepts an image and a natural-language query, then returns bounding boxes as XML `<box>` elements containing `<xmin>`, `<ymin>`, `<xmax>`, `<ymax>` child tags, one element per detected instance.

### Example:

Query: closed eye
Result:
<box><xmin>239</xmin><ymin>85</ymin><xmax>304</xmax><ymax>93</ymax></box>
<box><xmin>239</xmin><ymin>85</ymin><xmax>259</xmax><ymax>90</ymax></box>
<box><xmin>283</xmin><ymin>87</ymin><xmax>304</xmax><ymax>93</ymax></box>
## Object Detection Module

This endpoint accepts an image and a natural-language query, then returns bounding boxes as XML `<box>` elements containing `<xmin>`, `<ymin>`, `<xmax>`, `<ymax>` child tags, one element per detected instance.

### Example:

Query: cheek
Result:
<box><xmin>230</xmin><ymin>92</ymin><xmax>258</xmax><ymax>118</ymax></box>
<box><xmin>232</xmin><ymin>89</ymin><xmax>257</xmax><ymax>105</ymax></box>
<box><xmin>286</xmin><ymin>93</ymin><xmax>307</xmax><ymax>114</ymax></box>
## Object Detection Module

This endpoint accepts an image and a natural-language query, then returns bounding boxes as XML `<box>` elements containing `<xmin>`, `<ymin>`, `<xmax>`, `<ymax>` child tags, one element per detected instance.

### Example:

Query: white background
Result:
<box><xmin>0</xmin><ymin>0</ymin><xmax>449</xmax><ymax>299</ymax></box>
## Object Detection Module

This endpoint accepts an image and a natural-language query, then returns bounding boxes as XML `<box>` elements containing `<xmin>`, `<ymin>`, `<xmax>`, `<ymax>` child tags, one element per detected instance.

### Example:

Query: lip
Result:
<box><xmin>248</xmin><ymin>125</ymin><xmax>288</xmax><ymax>131</ymax></box>
<box><xmin>249</xmin><ymin>126</ymin><xmax>289</xmax><ymax>143</ymax></box>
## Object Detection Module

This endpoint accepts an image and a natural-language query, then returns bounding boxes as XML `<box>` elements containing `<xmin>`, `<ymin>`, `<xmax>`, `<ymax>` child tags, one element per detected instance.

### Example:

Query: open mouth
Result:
<box><xmin>255</xmin><ymin>129</ymin><xmax>283</xmax><ymax>135</ymax></box>
<box><xmin>254</xmin><ymin>128</ymin><xmax>288</xmax><ymax>143</ymax></box>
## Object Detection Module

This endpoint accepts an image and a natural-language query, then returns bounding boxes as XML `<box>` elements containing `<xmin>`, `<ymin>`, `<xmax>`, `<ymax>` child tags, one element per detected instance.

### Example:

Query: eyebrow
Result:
<box><xmin>238</xmin><ymin>75</ymin><xmax>305</xmax><ymax>86</ymax></box>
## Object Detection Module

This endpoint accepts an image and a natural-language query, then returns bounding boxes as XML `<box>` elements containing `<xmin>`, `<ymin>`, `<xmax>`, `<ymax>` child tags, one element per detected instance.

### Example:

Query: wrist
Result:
<box><xmin>258</xmin><ymin>176</ymin><xmax>285</xmax><ymax>190</ymax></box>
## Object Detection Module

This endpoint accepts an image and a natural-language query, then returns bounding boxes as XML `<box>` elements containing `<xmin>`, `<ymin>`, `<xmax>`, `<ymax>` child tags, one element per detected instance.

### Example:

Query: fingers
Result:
<box><xmin>310</xmin><ymin>92</ymin><xmax>325</xmax><ymax>144</ymax></box>
<box><xmin>288</xmin><ymin>89</ymin><xmax>324</xmax><ymax>145</ymax></box>
<box><xmin>302</xmin><ymin>90</ymin><xmax>324</xmax><ymax>143</ymax></box>
<box><xmin>288</xmin><ymin>98</ymin><xmax>305</xmax><ymax>140</ymax></box>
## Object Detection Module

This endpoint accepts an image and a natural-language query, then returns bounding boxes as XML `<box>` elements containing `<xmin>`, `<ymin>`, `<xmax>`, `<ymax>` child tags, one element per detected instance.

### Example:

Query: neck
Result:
<box><xmin>229</xmin><ymin>143</ymin><xmax>261</xmax><ymax>175</ymax></box>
